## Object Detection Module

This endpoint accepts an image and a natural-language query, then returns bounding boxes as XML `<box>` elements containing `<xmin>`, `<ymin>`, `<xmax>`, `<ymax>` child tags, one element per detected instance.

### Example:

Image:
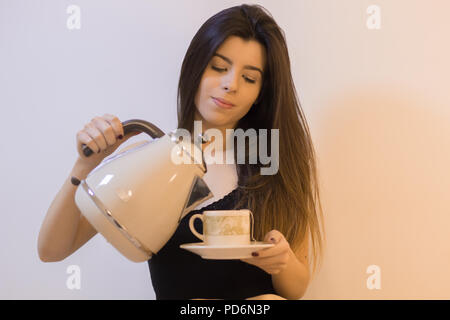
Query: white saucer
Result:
<box><xmin>179</xmin><ymin>241</ymin><xmax>275</xmax><ymax>260</ymax></box>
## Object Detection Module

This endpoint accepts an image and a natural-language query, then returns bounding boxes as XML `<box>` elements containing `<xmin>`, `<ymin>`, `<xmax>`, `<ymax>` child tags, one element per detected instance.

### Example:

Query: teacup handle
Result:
<box><xmin>189</xmin><ymin>213</ymin><xmax>204</xmax><ymax>241</ymax></box>
<box><xmin>249</xmin><ymin>210</ymin><xmax>256</xmax><ymax>242</ymax></box>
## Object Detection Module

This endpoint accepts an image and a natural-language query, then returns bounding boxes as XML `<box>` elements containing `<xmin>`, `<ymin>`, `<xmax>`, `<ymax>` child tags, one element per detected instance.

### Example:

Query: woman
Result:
<box><xmin>38</xmin><ymin>4</ymin><xmax>325</xmax><ymax>300</ymax></box>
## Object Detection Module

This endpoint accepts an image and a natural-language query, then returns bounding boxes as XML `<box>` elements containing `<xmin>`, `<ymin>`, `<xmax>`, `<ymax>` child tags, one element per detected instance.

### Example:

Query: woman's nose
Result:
<box><xmin>222</xmin><ymin>71</ymin><xmax>238</xmax><ymax>92</ymax></box>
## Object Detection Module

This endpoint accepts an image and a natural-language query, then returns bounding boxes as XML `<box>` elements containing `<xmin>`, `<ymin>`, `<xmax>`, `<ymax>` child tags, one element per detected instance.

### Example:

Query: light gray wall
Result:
<box><xmin>1</xmin><ymin>0</ymin><xmax>449</xmax><ymax>299</ymax></box>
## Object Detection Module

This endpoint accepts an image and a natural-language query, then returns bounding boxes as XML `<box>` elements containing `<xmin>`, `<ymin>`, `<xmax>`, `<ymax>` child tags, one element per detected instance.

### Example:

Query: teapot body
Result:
<box><xmin>75</xmin><ymin>127</ymin><xmax>212</xmax><ymax>262</ymax></box>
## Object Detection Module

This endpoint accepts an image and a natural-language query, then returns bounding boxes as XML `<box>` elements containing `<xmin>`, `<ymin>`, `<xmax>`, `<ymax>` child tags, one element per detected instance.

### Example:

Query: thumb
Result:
<box><xmin>263</xmin><ymin>231</ymin><xmax>277</xmax><ymax>244</ymax></box>
<box><xmin>106</xmin><ymin>131</ymin><xmax>141</xmax><ymax>155</ymax></box>
<box><xmin>115</xmin><ymin>131</ymin><xmax>141</xmax><ymax>146</ymax></box>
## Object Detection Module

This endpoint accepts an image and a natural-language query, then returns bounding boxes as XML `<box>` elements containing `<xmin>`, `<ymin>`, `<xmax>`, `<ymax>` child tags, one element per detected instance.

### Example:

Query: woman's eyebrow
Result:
<box><xmin>213</xmin><ymin>53</ymin><xmax>263</xmax><ymax>76</ymax></box>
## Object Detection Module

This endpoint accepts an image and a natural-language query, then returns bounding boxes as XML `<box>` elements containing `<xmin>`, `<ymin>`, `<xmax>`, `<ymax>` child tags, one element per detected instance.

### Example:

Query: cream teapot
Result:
<box><xmin>74</xmin><ymin>119</ymin><xmax>213</xmax><ymax>262</ymax></box>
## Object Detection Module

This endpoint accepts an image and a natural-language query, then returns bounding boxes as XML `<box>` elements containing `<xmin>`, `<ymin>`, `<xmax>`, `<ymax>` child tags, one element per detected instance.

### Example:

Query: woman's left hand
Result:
<box><xmin>240</xmin><ymin>230</ymin><xmax>291</xmax><ymax>275</ymax></box>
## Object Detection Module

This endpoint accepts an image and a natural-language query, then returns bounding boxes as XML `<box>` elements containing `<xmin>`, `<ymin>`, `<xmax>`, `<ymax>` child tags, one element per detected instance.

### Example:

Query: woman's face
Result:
<box><xmin>194</xmin><ymin>36</ymin><xmax>266</xmax><ymax>132</ymax></box>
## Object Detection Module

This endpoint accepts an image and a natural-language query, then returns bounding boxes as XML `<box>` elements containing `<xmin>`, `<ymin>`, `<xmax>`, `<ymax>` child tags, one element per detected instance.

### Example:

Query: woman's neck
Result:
<box><xmin>201</xmin><ymin>127</ymin><xmax>235</xmax><ymax>152</ymax></box>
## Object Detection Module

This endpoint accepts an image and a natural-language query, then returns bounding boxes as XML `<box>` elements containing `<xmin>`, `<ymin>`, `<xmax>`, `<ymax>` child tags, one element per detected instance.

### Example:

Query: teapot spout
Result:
<box><xmin>179</xmin><ymin>176</ymin><xmax>213</xmax><ymax>222</ymax></box>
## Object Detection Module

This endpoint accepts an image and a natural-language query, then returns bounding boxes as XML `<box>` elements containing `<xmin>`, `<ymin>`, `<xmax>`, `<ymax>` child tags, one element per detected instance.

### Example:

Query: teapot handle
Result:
<box><xmin>81</xmin><ymin>119</ymin><xmax>165</xmax><ymax>157</ymax></box>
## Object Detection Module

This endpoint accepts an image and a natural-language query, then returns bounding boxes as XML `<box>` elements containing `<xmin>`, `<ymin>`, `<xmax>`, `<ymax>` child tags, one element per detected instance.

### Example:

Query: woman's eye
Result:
<box><xmin>212</xmin><ymin>66</ymin><xmax>226</xmax><ymax>72</ymax></box>
<box><xmin>211</xmin><ymin>66</ymin><xmax>256</xmax><ymax>84</ymax></box>
<box><xmin>244</xmin><ymin>76</ymin><xmax>256</xmax><ymax>84</ymax></box>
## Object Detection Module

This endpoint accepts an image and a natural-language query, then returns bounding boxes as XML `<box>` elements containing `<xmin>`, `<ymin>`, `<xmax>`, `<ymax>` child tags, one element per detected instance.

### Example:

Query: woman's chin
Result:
<box><xmin>197</xmin><ymin>117</ymin><xmax>230</xmax><ymax>129</ymax></box>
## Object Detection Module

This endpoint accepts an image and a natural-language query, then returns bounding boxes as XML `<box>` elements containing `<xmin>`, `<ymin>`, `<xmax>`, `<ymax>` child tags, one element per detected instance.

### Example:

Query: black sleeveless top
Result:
<box><xmin>147</xmin><ymin>188</ymin><xmax>277</xmax><ymax>300</ymax></box>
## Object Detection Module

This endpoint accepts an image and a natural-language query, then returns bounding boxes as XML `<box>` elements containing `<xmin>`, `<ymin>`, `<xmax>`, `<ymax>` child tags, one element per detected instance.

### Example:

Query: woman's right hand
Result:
<box><xmin>76</xmin><ymin>114</ymin><xmax>140</xmax><ymax>168</ymax></box>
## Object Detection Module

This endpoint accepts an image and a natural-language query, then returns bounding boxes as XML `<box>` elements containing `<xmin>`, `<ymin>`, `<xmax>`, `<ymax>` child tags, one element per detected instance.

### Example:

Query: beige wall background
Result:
<box><xmin>293</xmin><ymin>0</ymin><xmax>450</xmax><ymax>299</ymax></box>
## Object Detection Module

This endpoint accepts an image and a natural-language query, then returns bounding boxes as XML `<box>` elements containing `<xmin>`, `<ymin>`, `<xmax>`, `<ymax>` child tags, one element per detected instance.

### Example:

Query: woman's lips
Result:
<box><xmin>212</xmin><ymin>97</ymin><xmax>234</xmax><ymax>109</ymax></box>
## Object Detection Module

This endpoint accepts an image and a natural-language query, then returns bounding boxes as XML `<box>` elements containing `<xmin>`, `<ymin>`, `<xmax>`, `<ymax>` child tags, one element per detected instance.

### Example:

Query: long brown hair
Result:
<box><xmin>177</xmin><ymin>4</ymin><xmax>325</xmax><ymax>276</ymax></box>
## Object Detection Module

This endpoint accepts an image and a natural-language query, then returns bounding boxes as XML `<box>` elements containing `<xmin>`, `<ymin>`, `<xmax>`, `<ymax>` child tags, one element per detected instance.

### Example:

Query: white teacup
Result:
<box><xmin>188</xmin><ymin>209</ymin><xmax>255</xmax><ymax>246</ymax></box>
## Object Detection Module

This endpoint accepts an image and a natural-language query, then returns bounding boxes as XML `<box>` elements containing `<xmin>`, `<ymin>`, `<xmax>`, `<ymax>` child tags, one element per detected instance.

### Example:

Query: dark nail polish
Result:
<box><xmin>252</xmin><ymin>252</ymin><xmax>259</xmax><ymax>257</ymax></box>
<box><xmin>118</xmin><ymin>135</ymin><xmax>123</xmax><ymax>139</ymax></box>
<box><xmin>71</xmin><ymin>176</ymin><xmax>81</xmax><ymax>186</ymax></box>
